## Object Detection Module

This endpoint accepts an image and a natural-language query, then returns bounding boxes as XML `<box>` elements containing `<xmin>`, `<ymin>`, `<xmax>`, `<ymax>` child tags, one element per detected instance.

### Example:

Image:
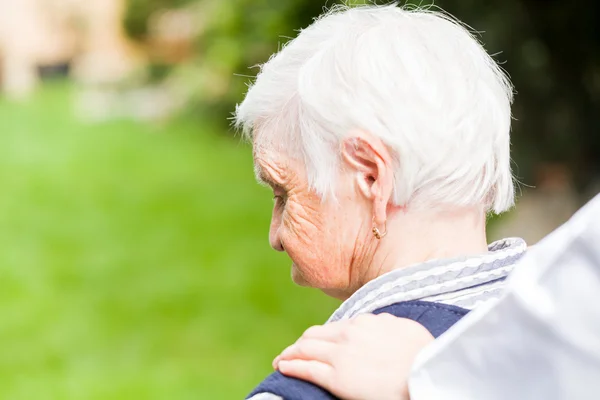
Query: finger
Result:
<box><xmin>300</xmin><ymin>321</ymin><xmax>352</xmax><ymax>342</ymax></box>
<box><xmin>276</xmin><ymin>339</ymin><xmax>337</xmax><ymax>365</ymax></box>
<box><xmin>277</xmin><ymin>359</ymin><xmax>334</xmax><ymax>391</ymax></box>
<box><xmin>273</xmin><ymin>323</ymin><xmax>346</xmax><ymax>369</ymax></box>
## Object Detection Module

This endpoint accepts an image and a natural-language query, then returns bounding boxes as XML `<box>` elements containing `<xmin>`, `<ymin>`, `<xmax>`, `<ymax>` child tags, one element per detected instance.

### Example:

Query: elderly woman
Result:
<box><xmin>235</xmin><ymin>4</ymin><xmax>527</xmax><ymax>400</ymax></box>
<box><xmin>271</xmin><ymin>197</ymin><xmax>600</xmax><ymax>400</ymax></box>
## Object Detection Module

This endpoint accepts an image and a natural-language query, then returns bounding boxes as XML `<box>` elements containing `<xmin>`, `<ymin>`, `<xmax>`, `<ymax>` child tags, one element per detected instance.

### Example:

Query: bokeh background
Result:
<box><xmin>0</xmin><ymin>0</ymin><xmax>598</xmax><ymax>398</ymax></box>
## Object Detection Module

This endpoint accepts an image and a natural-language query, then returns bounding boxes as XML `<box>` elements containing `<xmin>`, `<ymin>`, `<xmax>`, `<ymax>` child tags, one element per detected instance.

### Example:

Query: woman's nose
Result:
<box><xmin>269</xmin><ymin>217</ymin><xmax>285</xmax><ymax>252</ymax></box>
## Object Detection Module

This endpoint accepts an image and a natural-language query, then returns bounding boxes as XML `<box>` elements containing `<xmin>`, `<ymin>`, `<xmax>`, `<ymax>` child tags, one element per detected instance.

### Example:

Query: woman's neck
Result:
<box><xmin>351</xmin><ymin>206</ymin><xmax>489</xmax><ymax>299</ymax></box>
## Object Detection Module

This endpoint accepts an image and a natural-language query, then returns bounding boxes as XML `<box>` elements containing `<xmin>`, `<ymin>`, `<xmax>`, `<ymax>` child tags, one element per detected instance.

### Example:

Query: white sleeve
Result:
<box><xmin>409</xmin><ymin>194</ymin><xmax>600</xmax><ymax>400</ymax></box>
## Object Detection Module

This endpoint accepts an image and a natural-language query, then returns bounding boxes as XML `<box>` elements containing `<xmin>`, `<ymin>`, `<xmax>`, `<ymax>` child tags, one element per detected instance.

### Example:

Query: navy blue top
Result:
<box><xmin>247</xmin><ymin>300</ymin><xmax>469</xmax><ymax>400</ymax></box>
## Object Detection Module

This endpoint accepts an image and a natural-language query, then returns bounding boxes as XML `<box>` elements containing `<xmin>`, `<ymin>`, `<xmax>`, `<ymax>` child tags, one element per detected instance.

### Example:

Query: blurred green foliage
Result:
<box><xmin>0</xmin><ymin>84</ymin><xmax>337</xmax><ymax>399</ymax></box>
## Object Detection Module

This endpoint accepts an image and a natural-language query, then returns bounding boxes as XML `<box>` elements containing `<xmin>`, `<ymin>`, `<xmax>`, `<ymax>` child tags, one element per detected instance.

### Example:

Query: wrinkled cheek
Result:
<box><xmin>279</xmin><ymin>215</ymin><xmax>319</xmax><ymax>264</ymax></box>
<box><xmin>283</xmin><ymin>238</ymin><xmax>346</xmax><ymax>290</ymax></box>
<box><xmin>278</xmin><ymin>193</ymin><xmax>352</xmax><ymax>289</ymax></box>
<box><xmin>280</xmin><ymin>206</ymin><xmax>333</xmax><ymax>287</ymax></box>
<box><xmin>281</xmin><ymin>201</ymin><xmax>317</xmax><ymax>245</ymax></box>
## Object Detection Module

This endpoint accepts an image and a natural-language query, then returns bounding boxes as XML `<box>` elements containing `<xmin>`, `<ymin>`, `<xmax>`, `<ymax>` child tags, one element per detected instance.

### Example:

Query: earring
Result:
<box><xmin>372</xmin><ymin>217</ymin><xmax>387</xmax><ymax>240</ymax></box>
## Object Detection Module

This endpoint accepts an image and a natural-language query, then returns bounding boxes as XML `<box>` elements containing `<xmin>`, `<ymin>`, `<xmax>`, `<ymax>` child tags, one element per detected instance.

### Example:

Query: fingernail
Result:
<box><xmin>272</xmin><ymin>355</ymin><xmax>280</xmax><ymax>370</ymax></box>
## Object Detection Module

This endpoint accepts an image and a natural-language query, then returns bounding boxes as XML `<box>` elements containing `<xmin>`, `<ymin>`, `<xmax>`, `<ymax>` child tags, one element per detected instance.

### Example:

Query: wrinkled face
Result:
<box><xmin>254</xmin><ymin>148</ymin><xmax>371</xmax><ymax>296</ymax></box>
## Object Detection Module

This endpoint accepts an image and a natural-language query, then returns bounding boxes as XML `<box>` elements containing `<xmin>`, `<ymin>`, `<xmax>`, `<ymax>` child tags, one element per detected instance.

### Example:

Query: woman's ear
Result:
<box><xmin>341</xmin><ymin>131</ymin><xmax>394</xmax><ymax>225</ymax></box>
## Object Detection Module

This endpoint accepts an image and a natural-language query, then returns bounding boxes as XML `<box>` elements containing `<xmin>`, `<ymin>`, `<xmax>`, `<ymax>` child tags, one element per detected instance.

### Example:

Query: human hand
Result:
<box><xmin>273</xmin><ymin>313</ymin><xmax>434</xmax><ymax>400</ymax></box>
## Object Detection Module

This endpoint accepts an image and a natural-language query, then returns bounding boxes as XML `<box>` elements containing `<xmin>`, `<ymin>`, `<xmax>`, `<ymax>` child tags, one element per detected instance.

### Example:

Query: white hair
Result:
<box><xmin>234</xmin><ymin>3</ymin><xmax>515</xmax><ymax>214</ymax></box>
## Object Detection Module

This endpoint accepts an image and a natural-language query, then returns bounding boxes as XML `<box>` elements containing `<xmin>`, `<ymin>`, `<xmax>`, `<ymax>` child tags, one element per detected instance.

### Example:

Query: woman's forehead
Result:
<box><xmin>253</xmin><ymin>148</ymin><xmax>306</xmax><ymax>188</ymax></box>
<box><xmin>252</xmin><ymin>140</ymin><xmax>293</xmax><ymax>166</ymax></box>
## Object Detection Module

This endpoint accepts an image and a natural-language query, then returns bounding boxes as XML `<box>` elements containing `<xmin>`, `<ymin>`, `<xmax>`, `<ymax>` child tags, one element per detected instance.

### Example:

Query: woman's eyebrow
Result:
<box><xmin>254</xmin><ymin>163</ymin><xmax>278</xmax><ymax>188</ymax></box>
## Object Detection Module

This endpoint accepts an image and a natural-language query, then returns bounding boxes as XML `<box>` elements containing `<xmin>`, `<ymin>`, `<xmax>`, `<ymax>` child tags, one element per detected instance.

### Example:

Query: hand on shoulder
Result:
<box><xmin>273</xmin><ymin>313</ymin><xmax>434</xmax><ymax>400</ymax></box>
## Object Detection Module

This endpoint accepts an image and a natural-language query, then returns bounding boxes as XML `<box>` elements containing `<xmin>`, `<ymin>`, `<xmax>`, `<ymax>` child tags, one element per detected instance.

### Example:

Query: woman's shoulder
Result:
<box><xmin>373</xmin><ymin>300</ymin><xmax>469</xmax><ymax>338</ymax></box>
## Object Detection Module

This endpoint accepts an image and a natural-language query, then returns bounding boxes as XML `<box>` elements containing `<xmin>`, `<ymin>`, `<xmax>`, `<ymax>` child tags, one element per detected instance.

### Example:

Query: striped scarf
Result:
<box><xmin>328</xmin><ymin>237</ymin><xmax>527</xmax><ymax>323</ymax></box>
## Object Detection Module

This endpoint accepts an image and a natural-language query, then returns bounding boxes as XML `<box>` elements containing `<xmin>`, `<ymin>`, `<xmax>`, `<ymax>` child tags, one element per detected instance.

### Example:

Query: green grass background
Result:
<box><xmin>0</xmin><ymin>85</ymin><xmax>338</xmax><ymax>399</ymax></box>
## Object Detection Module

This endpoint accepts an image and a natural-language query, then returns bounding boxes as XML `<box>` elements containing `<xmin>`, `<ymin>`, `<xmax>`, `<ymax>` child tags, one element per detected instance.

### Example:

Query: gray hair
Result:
<box><xmin>235</xmin><ymin>4</ymin><xmax>515</xmax><ymax>214</ymax></box>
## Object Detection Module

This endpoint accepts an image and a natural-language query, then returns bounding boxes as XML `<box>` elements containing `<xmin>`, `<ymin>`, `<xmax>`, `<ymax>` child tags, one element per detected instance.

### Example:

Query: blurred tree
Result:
<box><xmin>124</xmin><ymin>0</ymin><xmax>195</xmax><ymax>40</ymax></box>
<box><xmin>434</xmin><ymin>0</ymin><xmax>600</xmax><ymax>195</ymax></box>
